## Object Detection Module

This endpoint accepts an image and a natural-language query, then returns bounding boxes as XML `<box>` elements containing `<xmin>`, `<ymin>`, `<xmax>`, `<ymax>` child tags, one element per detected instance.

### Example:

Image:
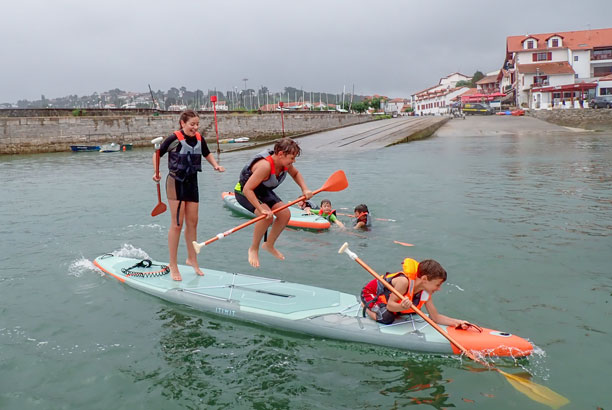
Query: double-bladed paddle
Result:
<box><xmin>192</xmin><ymin>170</ymin><xmax>349</xmax><ymax>253</ymax></box>
<box><xmin>338</xmin><ymin>242</ymin><xmax>569</xmax><ymax>409</ymax></box>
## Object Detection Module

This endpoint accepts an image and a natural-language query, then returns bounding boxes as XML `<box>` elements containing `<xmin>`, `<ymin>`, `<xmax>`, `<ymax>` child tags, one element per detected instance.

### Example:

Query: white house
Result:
<box><xmin>505</xmin><ymin>28</ymin><xmax>612</xmax><ymax>109</ymax></box>
<box><xmin>384</xmin><ymin>98</ymin><xmax>410</xmax><ymax>115</ymax></box>
<box><xmin>411</xmin><ymin>73</ymin><xmax>471</xmax><ymax>116</ymax></box>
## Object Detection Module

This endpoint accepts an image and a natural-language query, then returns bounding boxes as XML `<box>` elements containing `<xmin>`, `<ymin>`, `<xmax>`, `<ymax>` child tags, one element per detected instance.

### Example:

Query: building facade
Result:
<box><xmin>411</xmin><ymin>73</ymin><xmax>471</xmax><ymax>116</ymax></box>
<box><xmin>505</xmin><ymin>28</ymin><xmax>612</xmax><ymax>109</ymax></box>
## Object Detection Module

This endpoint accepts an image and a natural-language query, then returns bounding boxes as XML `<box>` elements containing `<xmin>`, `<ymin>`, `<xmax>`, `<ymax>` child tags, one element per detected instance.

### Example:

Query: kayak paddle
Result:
<box><xmin>151</xmin><ymin>137</ymin><xmax>167</xmax><ymax>217</ymax></box>
<box><xmin>192</xmin><ymin>170</ymin><xmax>349</xmax><ymax>253</ymax></box>
<box><xmin>338</xmin><ymin>242</ymin><xmax>569</xmax><ymax>409</ymax></box>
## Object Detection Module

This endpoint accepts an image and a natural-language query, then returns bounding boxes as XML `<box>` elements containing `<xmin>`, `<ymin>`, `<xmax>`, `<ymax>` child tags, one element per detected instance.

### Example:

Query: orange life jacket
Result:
<box><xmin>377</xmin><ymin>258</ymin><xmax>430</xmax><ymax>314</ymax></box>
<box><xmin>318</xmin><ymin>208</ymin><xmax>337</xmax><ymax>220</ymax></box>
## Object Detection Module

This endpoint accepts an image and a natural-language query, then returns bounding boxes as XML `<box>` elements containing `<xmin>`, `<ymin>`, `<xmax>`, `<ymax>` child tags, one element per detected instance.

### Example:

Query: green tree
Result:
<box><xmin>472</xmin><ymin>71</ymin><xmax>485</xmax><ymax>84</ymax></box>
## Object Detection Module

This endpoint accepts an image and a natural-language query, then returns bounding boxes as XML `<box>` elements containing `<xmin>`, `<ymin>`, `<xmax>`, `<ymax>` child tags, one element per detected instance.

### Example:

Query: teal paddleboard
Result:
<box><xmin>94</xmin><ymin>254</ymin><xmax>533</xmax><ymax>357</ymax></box>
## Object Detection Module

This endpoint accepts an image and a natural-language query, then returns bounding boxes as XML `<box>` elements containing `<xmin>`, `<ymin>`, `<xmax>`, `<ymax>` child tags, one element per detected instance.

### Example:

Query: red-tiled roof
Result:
<box><xmin>476</xmin><ymin>75</ymin><xmax>498</xmax><ymax>85</ymax></box>
<box><xmin>507</xmin><ymin>27</ymin><xmax>612</xmax><ymax>53</ymax></box>
<box><xmin>516</xmin><ymin>62</ymin><xmax>575</xmax><ymax>75</ymax></box>
<box><xmin>599</xmin><ymin>74</ymin><xmax>612</xmax><ymax>81</ymax></box>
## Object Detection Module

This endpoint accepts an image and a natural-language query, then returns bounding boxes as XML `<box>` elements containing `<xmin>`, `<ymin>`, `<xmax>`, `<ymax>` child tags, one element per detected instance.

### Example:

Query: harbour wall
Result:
<box><xmin>0</xmin><ymin>109</ymin><xmax>376</xmax><ymax>154</ymax></box>
<box><xmin>527</xmin><ymin>108</ymin><xmax>612</xmax><ymax>131</ymax></box>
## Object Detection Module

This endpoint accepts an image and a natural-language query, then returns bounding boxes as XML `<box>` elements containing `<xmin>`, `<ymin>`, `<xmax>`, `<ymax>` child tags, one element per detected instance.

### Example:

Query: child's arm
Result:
<box><xmin>329</xmin><ymin>214</ymin><xmax>345</xmax><ymax>228</ymax></box>
<box><xmin>424</xmin><ymin>300</ymin><xmax>473</xmax><ymax>328</ymax></box>
<box><xmin>287</xmin><ymin>165</ymin><xmax>313</xmax><ymax>199</ymax></box>
<box><xmin>204</xmin><ymin>153</ymin><xmax>225</xmax><ymax>172</ymax></box>
<box><xmin>385</xmin><ymin>277</ymin><xmax>410</xmax><ymax>313</ymax></box>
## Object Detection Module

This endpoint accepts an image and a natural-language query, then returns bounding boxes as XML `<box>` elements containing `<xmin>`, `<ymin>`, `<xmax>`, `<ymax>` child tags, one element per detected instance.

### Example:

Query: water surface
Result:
<box><xmin>1</xmin><ymin>119</ymin><xmax>610</xmax><ymax>409</ymax></box>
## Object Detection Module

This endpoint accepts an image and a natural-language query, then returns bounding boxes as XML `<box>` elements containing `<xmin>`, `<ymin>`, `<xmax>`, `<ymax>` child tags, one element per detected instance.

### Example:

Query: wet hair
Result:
<box><xmin>320</xmin><ymin>199</ymin><xmax>331</xmax><ymax>207</ymax></box>
<box><xmin>273</xmin><ymin>137</ymin><xmax>301</xmax><ymax>157</ymax></box>
<box><xmin>179</xmin><ymin>110</ymin><xmax>199</xmax><ymax>128</ymax></box>
<box><xmin>354</xmin><ymin>204</ymin><xmax>369</xmax><ymax>213</ymax></box>
<box><xmin>417</xmin><ymin>259</ymin><xmax>447</xmax><ymax>282</ymax></box>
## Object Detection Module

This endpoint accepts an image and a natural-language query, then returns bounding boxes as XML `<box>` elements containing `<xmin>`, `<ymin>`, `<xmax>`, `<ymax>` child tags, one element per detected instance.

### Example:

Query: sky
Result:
<box><xmin>2</xmin><ymin>0</ymin><xmax>612</xmax><ymax>103</ymax></box>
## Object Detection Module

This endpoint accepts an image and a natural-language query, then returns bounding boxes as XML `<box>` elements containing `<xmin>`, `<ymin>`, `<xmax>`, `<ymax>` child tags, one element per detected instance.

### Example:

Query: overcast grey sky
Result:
<box><xmin>2</xmin><ymin>0</ymin><xmax>611</xmax><ymax>103</ymax></box>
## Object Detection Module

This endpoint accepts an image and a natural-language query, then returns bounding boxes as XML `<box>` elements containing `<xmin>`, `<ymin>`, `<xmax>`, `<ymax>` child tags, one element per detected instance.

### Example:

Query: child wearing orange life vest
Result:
<box><xmin>353</xmin><ymin>203</ymin><xmax>371</xmax><ymax>229</ymax></box>
<box><xmin>360</xmin><ymin>258</ymin><xmax>475</xmax><ymax>328</ymax></box>
<box><xmin>315</xmin><ymin>199</ymin><xmax>345</xmax><ymax>228</ymax></box>
<box><xmin>234</xmin><ymin>137</ymin><xmax>313</xmax><ymax>268</ymax></box>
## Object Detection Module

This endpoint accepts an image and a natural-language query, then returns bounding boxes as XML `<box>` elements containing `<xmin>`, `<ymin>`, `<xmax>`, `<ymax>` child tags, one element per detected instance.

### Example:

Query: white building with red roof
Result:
<box><xmin>505</xmin><ymin>27</ymin><xmax>612</xmax><ymax>109</ymax></box>
<box><xmin>411</xmin><ymin>73</ymin><xmax>471</xmax><ymax>116</ymax></box>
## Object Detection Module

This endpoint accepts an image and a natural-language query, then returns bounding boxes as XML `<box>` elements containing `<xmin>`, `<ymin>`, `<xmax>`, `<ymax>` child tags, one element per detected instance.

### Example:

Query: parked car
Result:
<box><xmin>462</xmin><ymin>103</ymin><xmax>494</xmax><ymax>115</ymax></box>
<box><xmin>590</xmin><ymin>96</ymin><xmax>612</xmax><ymax>109</ymax></box>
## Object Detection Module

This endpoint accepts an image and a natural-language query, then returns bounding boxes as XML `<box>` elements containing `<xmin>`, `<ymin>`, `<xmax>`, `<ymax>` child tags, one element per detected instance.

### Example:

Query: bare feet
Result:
<box><xmin>248</xmin><ymin>247</ymin><xmax>260</xmax><ymax>268</ymax></box>
<box><xmin>186</xmin><ymin>259</ymin><xmax>205</xmax><ymax>276</ymax></box>
<box><xmin>169</xmin><ymin>265</ymin><xmax>182</xmax><ymax>281</ymax></box>
<box><xmin>262</xmin><ymin>242</ymin><xmax>285</xmax><ymax>261</ymax></box>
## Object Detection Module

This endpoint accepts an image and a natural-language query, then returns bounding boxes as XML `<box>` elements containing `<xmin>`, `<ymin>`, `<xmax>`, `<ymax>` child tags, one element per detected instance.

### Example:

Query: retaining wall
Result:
<box><xmin>0</xmin><ymin>110</ymin><xmax>375</xmax><ymax>154</ymax></box>
<box><xmin>527</xmin><ymin>108</ymin><xmax>612</xmax><ymax>131</ymax></box>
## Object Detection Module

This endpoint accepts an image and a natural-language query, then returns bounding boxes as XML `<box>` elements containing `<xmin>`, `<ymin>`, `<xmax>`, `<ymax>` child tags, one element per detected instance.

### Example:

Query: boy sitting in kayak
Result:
<box><xmin>361</xmin><ymin>258</ymin><xmax>475</xmax><ymax>329</ymax></box>
<box><xmin>234</xmin><ymin>137</ymin><xmax>313</xmax><ymax>268</ymax></box>
<box><xmin>353</xmin><ymin>203</ymin><xmax>371</xmax><ymax>229</ymax></box>
<box><xmin>313</xmin><ymin>199</ymin><xmax>345</xmax><ymax>228</ymax></box>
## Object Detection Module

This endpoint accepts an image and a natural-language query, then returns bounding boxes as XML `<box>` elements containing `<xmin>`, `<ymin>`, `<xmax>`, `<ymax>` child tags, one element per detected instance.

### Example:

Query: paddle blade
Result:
<box><xmin>151</xmin><ymin>182</ymin><xmax>166</xmax><ymax>216</ymax></box>
<box><xmin>151</xmin><ymin>202</ymin><xmax>167</xmax><ymax>217</ymax></box>
<box><xmin>318</xmin><ymin>170</ymin><xmax>348</xmax><ymax>193</ymax></box>
<box><xmin>498</xmin><ymin>370</ymin><xmax>569</xmax><ymax>409</ymax></box>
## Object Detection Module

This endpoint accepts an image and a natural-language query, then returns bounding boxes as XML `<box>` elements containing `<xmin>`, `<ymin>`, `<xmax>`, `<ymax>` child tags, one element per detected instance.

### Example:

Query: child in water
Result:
<box><xmin>353</xmin><ymin>204</ymin><xmax>371</xmax><ymax>229</ymax></box>
<box><xmin>315</xmin><ymin>199</ymin><xmax>345</xmax><ymax>228</ymax></box>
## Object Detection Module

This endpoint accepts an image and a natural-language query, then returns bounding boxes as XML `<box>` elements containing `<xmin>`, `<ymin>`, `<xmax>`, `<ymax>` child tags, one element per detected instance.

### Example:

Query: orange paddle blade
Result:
<box><xmin>317</xmin><ymin>170</ymin><xmax>348</xmax><ymax>193</ymax></box>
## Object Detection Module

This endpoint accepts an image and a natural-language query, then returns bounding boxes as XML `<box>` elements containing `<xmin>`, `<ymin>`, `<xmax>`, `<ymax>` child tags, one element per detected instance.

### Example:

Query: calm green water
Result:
<box><xmin>1</xmin><ymin>125</ymin><xmax>610</xmax><ymax>409</ymax></box>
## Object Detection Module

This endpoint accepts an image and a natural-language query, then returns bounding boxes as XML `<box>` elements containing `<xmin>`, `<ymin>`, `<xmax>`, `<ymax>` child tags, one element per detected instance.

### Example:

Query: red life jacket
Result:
<box><xmin>365</xmin><ymin>258</ymin><xmax>430</xmax><ymax>314</ymax></box>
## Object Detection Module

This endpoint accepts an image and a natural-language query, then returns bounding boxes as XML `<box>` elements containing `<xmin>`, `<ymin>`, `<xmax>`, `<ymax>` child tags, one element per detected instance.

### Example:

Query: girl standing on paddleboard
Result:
<box><xmin>152</xmin><ymin>110</ymin><xmax>225</xmax><ymax>281</ymax></box>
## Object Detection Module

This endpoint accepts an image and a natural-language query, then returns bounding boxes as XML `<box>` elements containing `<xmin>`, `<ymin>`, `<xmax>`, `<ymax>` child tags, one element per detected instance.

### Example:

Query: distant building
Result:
<box><xmin>505</xmin><ymin>27</ymin><xmax>612</xmax><ymax>109</ymax></box>
<box><xmin>411</xmin><ymin>73</ymin><xmax>471</xmax><ymax>116</ymax></box>
<box><xmin>384</xmin><ymin>98</ymin><xmax>411</xmax><ymax>115</ymax></box>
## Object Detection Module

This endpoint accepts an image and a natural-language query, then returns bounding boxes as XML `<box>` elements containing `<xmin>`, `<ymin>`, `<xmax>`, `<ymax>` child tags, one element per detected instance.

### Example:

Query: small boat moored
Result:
<box><xmin>70</xmin><ymin>145</ymin><xmax>100</xmax><ymax>152</ymax></box>
<box><xmin>99</xmin><ymin>143</ymin><xmax>121</xmax><ymax>153</ymax></box>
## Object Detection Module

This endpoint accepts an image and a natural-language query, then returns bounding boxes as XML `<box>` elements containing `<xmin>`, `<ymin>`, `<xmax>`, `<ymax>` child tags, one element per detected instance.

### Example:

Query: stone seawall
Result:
<box><xmin>527</xmin><ymin>108</ymin><xmax>612</xmax><ymax>131</ymax></box>
<box><xmin>0</xmin><ymin>111</ymin><xmax>375</xmax><ymax>154</ymax></box>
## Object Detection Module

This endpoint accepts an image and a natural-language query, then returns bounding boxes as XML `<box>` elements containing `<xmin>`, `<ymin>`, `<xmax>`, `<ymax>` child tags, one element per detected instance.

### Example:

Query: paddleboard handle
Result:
<box><xmin>338</xmin><ymin>242</ymin><xmax>358</xmax><ymax>260</ymax></box>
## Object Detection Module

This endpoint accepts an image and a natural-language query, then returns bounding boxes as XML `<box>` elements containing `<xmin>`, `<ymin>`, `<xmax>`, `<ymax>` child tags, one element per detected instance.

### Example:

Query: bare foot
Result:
<box><xmin>248</xmin><ymin>247</ymin><xmax>260</xmax><ymax>268</ymax></box>
<box><xmin>262</xmin><ymin>242</ymin><xmax>285</xmax><ymax>261</ymax></box>
<box><xmin>186</xmin><ymin>259</ymin><xmax>204</xmax><ymax>276</ymax></box>
<box><xmin>169</xmin><ymin>266</ymin><xmax>182</xmax><ymax>281</ymax></box>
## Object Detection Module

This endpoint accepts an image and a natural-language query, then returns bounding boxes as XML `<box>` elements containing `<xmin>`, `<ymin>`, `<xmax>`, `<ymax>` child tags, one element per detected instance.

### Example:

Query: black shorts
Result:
<box><xmin>166</xmin><ymin>174</ymin><xmax>199</xmax><ymax>203</ymax></box>
<box><xmin>235</xmin><ymin>186</ymin><xmax>281</xmax><ymax>213</ymax></box>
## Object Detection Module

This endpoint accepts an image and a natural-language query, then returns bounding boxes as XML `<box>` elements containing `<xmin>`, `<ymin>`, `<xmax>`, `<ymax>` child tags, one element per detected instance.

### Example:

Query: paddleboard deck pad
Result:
<box><xmin>221</xmin><ymin>191</ymin><xmax>331</xmax><ymax>230</ymax></box>
<box><xmin>93</xmin><ymin>254</ymin><xmax>533</xmax><ymax>357</ymax></box>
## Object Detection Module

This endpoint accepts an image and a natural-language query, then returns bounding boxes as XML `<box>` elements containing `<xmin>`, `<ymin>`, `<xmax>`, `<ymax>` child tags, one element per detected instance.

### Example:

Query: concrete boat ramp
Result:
<box><xmin>295</xmin><ymin>117</ymin><xmax>448</xmax><ymax>151</ymax></box>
